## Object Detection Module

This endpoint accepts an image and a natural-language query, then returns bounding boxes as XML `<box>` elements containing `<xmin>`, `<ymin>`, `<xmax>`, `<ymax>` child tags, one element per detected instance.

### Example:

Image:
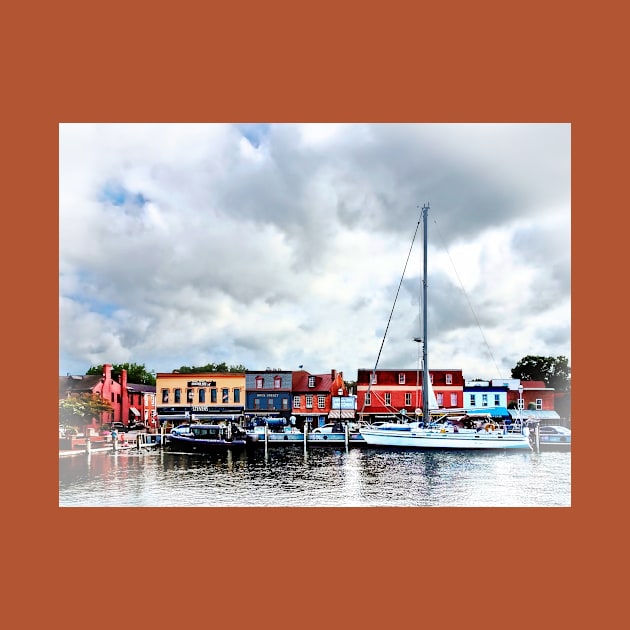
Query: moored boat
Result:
<box><xmin>360</xmin><ymin>419</ymin><xmax>531</xmax><ymax>449</ymax></box>
<box><xmin>359</xmin><ymin>204</ymin><xmax>532</xmax><ymax>451</ymax></box>
<box><xmin>166</xmin><ymin>422</ymin><xmax>254</xmax><ymax>453</ymax></box>
<box><xmin>537</xmin><ymin>424</ymin><xmax>571</xmax><ymax>450</ymax></box>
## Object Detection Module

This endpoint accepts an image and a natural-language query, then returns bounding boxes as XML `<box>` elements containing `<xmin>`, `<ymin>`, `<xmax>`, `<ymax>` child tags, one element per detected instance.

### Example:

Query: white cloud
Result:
<box><xmin>59</xmin><ymin>123</ymin><xmax>571</xmax><ymax>381</ymax></box>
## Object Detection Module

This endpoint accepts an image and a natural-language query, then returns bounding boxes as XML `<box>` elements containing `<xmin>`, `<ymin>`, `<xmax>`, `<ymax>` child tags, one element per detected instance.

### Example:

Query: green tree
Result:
<box><xmin>176</xmin><ymin>363</ymin><xmax>247</xmax><ymax>373</ymax></box>
<box><xmin>86</xmin><ymin>363</ymin><xmax>156</xmax><ymax>385</ymax></box>
<box><xmin>511</xmin><ymin>355</ymin><xmax>571</xmax><ymax>391</ymax></box>
<box><xmin>59</xmin><ymin>393</ymin><xmax>114</xmax><ymax>428</ymax></box>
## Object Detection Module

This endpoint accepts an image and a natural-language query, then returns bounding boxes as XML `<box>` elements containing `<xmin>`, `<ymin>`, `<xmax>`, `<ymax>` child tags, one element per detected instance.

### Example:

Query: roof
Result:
<box><xmin>59</xmin><ymin>375</ymin><xmax>102</xmax><ymax>396</ymax></box>
<box><xmin>291</xmin><ymin>370</ymin><xmax>335</xmax><ymax>393</ymax></box>
<box><xmin>508</xmin><ymin>409</ymin><xmax>561</xmax><ymax>420</ymax></box>
<box><xmin>126</xmin><ymin>382</ymin><xmax>156</xmax><ymax>393</ymax></box>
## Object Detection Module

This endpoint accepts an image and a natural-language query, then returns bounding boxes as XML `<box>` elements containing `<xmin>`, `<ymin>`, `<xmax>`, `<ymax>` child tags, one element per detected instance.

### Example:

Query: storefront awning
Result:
<box><xmin>328</xmin><ymin>410</ymin><xmax>356</xmax><ymax>419</ymax></box>
<box><xmin>130</xmin><ymin>407</ymin><xmax>141</xmax><ymax>416</ymax></box>
<box><xmin>467</xmin><ymin>407</ymin><xmax>509</xmax><ymax>418</ymax></box>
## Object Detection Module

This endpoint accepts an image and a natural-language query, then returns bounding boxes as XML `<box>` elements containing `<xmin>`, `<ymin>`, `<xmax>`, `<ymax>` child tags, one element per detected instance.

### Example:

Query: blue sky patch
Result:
<box><xmin>99</xmin><ymin>181</ymin><xmax>148</xmax><ymax>207</ymax></box>
<box><xmin>236</xmin><ymin>123</ymin><xmax>271</xmax><ymax>149</ymax></box>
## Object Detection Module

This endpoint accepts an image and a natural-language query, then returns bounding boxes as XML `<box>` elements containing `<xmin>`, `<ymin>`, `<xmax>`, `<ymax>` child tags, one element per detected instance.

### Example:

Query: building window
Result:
<box><xmin>199</xmin><ymin>389</ymin><xmax>206</xmax><ymax>403</ymax></box>
<box><xmin>398</xmin><ymin>373</ymin><xmax>405</xmax><ymax>384</ymax></box>
<box><xmin>255</xmin><ymin>376</ymin><xmax>264</xmax><ymax>389</ymax></box>
<box><xmin>405</xmin><ymin>393</ymin><xmax>411</xmax><ymax>406</ymax></box>
<box><xmin>450</xmin><ymin>393</ymin><xmax>457</xmax><ymax>407</ymax></box>
<box><xmin>234</xmin><ymin>388</ymin><xmax>240</xmax><ymax>404</ymax></box>
<box><xmin>268</xmin><ymin>398</ymin><xmax>275</xmax><ymax>410</ymax></box>
<box><xmin>254</xmin><ymin>398</ymin><xmax>260</xmax><ymax>410</ymax></box>
<box><xmin>317</xmin><ymin>395</ymin><xmax>326</xmax><ymax>409</ymax></box>
<box><xmin>282</xmin><ymin>398</ymin><xmax>289</xmax><ymax>410</ymax></box>
<box><xmin>306</xmin><ymin>395</ymin><xmax>313</xmax><ymax>409</ymax></box>
<box><xmin>211</xmin><ymin>389</ymin><xmax>217</xmax><ymax>403</ymax></box>
<box><xmin>365</xmin><ymin>393</ymin><xmax>371</xmax><ymax>406</ymax></box>
<box><xmin>174</xmin><ymin>389</ymin><xmax>181</xmax><ymax>403</ymax></box>
<box><xmin>446</xmin><ymin>373</ymin><xmax>452</xmax><ymax>384</ymax></box>
<box><xmin>293</xmin><ymin>396</ymin><xmax>301</xmax><ymax>408</ymax></box>
<box><xmin>274</xmin><ymin>375</ymin><xmax>282</xmax><ymax>389</ymax></box>
<box><xmin>494</xmin><ymin>394</ymin><xmax>500</xmax><ymax>406</ymax></box>
<box><xmin>482</xmin><ymin>394</ymin><xmax>488</xmax><ymax>407</ymax></box>
<box><xmin>437</xmin><ymin>393</ymin><xmax>444</xmax><ymax>406</ymax></box>
<box><xmin>536</xmin><ymin>398</ymin><xmax>543</xmax><ymax>410</ymax></box>
<box><xmin>161</xmin><ymin>389</ymin><xmax>169</xmax><ymax>403</ymax></box>
<box><xmin>222</xmin><ymin>388</ymin><xmax>229</xmax><ymax>403</ymax></box>
<box><xmin>371</xmin><ymin>373</ymin><xmax>377</xmax><ymax>385</ymax></box>
<box><xmin>308</xmin><ymin>376</ymin><xmax>315</xmax><ymax>387</ymax></box>
<box><xmin>187</xmin><ymin>389</ymin><xmax>193</xmax><ymax>403</ymax></box>
<box><xmin>470</xmin><ymin>394</ymin><xmax>476</xmax><ymax>407</ymax></box>
<box><xmin>384</xmin><ymin>393</ymin><xmax>391</xmax><ymax>405</ymax></box>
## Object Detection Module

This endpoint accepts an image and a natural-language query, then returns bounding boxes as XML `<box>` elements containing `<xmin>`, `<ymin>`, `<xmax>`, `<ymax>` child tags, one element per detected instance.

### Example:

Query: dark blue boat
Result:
<box><xmin>166</xmin><ymin>423</ymin><xmax>255</xmax><ymax>453</ymax></box>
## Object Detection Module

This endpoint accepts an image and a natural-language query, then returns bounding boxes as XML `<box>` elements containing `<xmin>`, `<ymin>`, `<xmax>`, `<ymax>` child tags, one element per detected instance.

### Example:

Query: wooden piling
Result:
<box><xmin>264</xmin><ymin>423</ymin><xmax>268</xmax><ymax>457</ymax></box>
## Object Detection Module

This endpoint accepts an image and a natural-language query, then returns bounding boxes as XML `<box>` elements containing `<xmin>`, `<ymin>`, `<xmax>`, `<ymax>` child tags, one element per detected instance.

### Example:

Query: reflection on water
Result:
<box><xmin>59</xmin><ymin>447</ymin><xmax>570</xmax><ymax>507</ymax></box>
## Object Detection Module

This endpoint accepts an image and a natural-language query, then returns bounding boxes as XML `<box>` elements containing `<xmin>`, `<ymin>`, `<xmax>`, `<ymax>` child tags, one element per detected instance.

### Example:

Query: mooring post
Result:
<box><xmin>264</xmin><ymin>423</ymin><xmax>268</xmax><ymax>458</ymax></box>
<box><xmin>345</xmin><ymin>422</ymin><xmax>349</xmax><ymax>452</ymax></box>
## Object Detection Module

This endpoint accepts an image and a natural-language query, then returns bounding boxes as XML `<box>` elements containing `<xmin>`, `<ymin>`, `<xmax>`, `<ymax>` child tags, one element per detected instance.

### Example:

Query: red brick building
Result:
<box><xmin>59</xmin><ymin>363</ymin><xmax>156</xmax><ymax>430</ymax></box>
<box><xmin>291</xmin><ymin>369</ymin><xmax>349</xmax><ymax>429</ymax></box>
<box><xmin>507</xmin><ymin>380</ymin><xmax>556</xmax><ymax>411</ymax></box>
<box><xmin>356</xmin><ymin>367</ymin><xmax>464</xmax><ymax>421</ymax></box>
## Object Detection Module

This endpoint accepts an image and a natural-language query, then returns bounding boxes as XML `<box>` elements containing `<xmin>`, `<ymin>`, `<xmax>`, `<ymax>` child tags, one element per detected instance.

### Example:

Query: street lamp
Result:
<box><xmin>518</xmin><ymin>384</ymin><xmax>524</xmax><ymax>423</ymax></box>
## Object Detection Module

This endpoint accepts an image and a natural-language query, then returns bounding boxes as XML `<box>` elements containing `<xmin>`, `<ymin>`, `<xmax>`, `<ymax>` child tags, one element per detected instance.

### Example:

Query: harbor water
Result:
<box><xmin>59</xmin><ymin>445</ymin><xmax>571</xmax><ymax>507</ymax></box>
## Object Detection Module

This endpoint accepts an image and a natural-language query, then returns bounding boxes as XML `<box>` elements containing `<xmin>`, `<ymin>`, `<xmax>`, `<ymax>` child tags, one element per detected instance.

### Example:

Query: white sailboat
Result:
<box><xmin>359</xmin><ymin>203</ymin><xmax>533</xmax><ymax>450</ymax></box>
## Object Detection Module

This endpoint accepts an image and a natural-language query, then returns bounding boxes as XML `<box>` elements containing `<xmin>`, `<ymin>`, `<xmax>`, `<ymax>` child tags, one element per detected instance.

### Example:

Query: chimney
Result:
<box><xmin>331</xmin><ymin>369</ymin><xmax>336</xmax><ymax>379</ymax></box>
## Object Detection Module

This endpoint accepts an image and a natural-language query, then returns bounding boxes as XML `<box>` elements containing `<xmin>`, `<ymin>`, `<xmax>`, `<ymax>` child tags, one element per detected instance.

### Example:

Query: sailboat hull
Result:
<box><xmin>360</xmin><ymin>427</ymin><xmax>532</xmax><ymax>450</ymax></box>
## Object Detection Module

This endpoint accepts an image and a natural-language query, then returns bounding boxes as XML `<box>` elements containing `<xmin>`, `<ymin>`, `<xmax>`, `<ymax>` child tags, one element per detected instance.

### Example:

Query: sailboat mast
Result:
<box><xmin>422</xmin><ymin>203</ymin><xmax>430</xmax><ymax>423</ymax></box>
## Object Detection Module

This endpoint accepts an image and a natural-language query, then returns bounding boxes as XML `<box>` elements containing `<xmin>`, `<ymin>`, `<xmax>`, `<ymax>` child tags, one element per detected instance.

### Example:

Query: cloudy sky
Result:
<box><xmin>59</xmin><ymin>123</ymin><xmax>571</xmax><ymax>382</ymax></box>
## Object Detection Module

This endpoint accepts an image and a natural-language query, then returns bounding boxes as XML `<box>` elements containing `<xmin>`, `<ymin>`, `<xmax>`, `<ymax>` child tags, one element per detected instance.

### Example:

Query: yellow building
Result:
<box><xmin>156</xmin><ymin>372</ymin><xmax>246</xmax><ymax>424</ymax></box>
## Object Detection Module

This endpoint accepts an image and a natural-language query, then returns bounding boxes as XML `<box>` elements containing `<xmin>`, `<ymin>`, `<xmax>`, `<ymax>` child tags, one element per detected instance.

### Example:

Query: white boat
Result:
<box><xmin>538</xmin><ymin>424</ymin><xmax>571</xmax><ymax>450</ymax></box>
<box><xmin>359</xmin><ymin>203</ymin><xmax>532</xmax><ymax>451</ymax></box>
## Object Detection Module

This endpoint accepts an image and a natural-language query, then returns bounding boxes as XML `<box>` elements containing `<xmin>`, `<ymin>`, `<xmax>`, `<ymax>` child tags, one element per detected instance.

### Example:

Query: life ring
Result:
<box><xmin>484</xmin><ymin>423</ymin><xmax>495</xmax><ymax>432</ymax></box>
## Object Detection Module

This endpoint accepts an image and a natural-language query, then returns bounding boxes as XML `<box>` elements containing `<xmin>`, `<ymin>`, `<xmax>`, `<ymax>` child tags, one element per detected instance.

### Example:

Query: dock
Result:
<box><xmin>60</xmin><ymin>429</ymin><xmax>365</xmax><ymax>457</ymax></box>
<box><xmin>249</xmin><ymin>431</ymin><xmax>366</xmax><ymax>448</ymax></box>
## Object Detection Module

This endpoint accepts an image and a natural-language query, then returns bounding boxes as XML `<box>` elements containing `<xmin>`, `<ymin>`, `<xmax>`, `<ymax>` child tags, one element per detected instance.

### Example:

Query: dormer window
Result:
<box><xmin>371</xmin><ymin>373</ymin><xmax>377</xmax><ymax>385</ymax></box>
<box><xmin>398</xmin><ymin>373</ymin><xmax>406</xmax><ymax>384</ymax></box>
<box><xmin>445</xmin><ymin>373</ymin><xmax>452</xmax><ymax>385</ymax></box>
<box><xmin>255</xmin><ymin>376</ymin><xmax>264</xmax><ymax>389</ymax></box>
<box><xmin>274</xmin><ymin>375</ymin><xmax>282</xmax><ymax>389</ymax></box>
<box><xmin>308</xmin><ymin>376</ymin><xmax>315</xmax><ymax>388</ymax></box>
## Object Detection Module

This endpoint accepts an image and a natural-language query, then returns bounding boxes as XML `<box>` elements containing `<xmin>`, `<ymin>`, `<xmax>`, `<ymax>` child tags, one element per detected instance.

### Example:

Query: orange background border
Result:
<box><xmin>6</xmin><ymin>0</ymin><xmax>616</xmax><ymax>627</ymax></box>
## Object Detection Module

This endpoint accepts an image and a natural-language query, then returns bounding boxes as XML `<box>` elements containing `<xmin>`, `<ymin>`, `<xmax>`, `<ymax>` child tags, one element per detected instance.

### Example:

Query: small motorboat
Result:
<box><xmin>537</xmin><ymin>425</ymin><xmax>571</xmax><ymax>450</ymax></box>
